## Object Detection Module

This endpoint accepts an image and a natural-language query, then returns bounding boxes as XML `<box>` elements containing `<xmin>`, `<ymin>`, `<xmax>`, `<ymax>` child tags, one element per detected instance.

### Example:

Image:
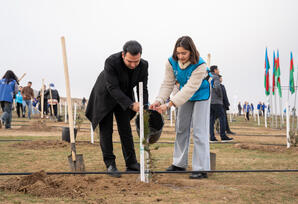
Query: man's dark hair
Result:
<box><xmin>28</xmin><ymin>81</ymin><xmax>32</xmax><ymax>84</ymax></box>
<box><xmin>172</xmin><ymin>36</ymin><xmax>200</xmax><ymax>64</ymax></box>
<box><xmin>123</xmin><ymin>40</ymin><xmax>142</xmax><ymax>56</ymax></box>
<box><xmin>210</xmin><ymin>65</ymin><xmax>218</xmax><ymax>73</ymax></box>
<box><xmin>2</xmin><ymin>70</ymin><xmax>19</xmax><ymax>84</ymax></box>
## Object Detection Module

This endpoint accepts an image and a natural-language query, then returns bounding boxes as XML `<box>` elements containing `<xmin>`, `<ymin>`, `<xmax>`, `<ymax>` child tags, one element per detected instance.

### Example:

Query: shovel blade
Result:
<box><xmin>68</xmin><ymin>154</ymin><xmax>85</xmax><ymax>172</ymax></box>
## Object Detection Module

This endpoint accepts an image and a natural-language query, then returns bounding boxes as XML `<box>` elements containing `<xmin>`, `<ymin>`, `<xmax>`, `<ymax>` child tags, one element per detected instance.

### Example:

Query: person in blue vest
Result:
<box><xmin>257</xmin><ymin>102</ymin><xmax>262</xmax><ymax>116</ymax></box>
<box><xmin>262</xmin><ymin>102</ymin><xmax>266</xmax><ymax>116</ymax></box>
<box><xmin>244</xmin><ymin>101</ymin><xmax>251</xmax><ymax>120</ymax></box>
<box><xmin>0</xmin><ymin>70</ymin><xmax>19</xmax><ymax>129</ymax></box>
<box><xmin>150</xmin><ymin>36</ymin><xmax>211</xmax><ymax>179</ymax></box>
<box><xmin>15</xmin><ymin>86</ymin><xmax>24</xmax><ymax>118</ymax></box>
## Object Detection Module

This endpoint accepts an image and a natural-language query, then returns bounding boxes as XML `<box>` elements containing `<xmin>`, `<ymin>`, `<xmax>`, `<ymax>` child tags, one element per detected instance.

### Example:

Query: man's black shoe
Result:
<box><xmin>107</xmin><ymin>165</ymin><xmax>121</xmax><ymax>178</ymax></box>
<box><xmin>166</xmin><ymin>165</ymin><xmax>186</xmax><ymax>171</ymax></box>
<box><xmin>189</xmin><ymin>172</ymin><xmax>208</xmax><ymax>179</ymax></box>
<box><xmin>126</xmin><ymin>163</ymin><xmax>140</xmax><ymax>171</ymax></box>
<box><xmin>221</xmin><ymin>136</ymin><xmax>233</xmax><ymax>142</ymax></box>
<box><xmin>226</xmin><ymin>131</ymin><xmax>236</xmax><ymax>135</ymax></box>
<box><xmin>210</xmin><ymin>138</ymin><xmax>218</xmax><ymax>143</ymax></box>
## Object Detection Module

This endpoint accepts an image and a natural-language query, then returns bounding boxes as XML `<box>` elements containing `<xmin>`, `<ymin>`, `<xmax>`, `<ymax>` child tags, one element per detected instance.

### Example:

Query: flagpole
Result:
<box><xmin>274</xmin><ymin>91</ymin><xmax>278</xmax><ymax>128</ymax></box>
<box><xmin>295</xmin><ymin>64</ymin><xmax>298</xmax><ymax>130</ymax></box>
<box><xmin>280</xmin><ymin>97</ymin><xmax>283</xmax><ymax>129</ymax></box>
<box><xmin>265</xmin><ymin>97</ymin><xmax>268</xmax><ymax>128</ymax></box>
<box><xmin>272</xmin><ymin>50</ymin><xmax>277</xmax><ymax>128</ymax></box>
<box><xmin>286</xmin><ymin>100</ymin><xmax>291</xmax><ymax>148</ymax></box>
<box><xmin>291</xmin><ymin>57</ymin><xmax>298</xmax><ymax>131</ymax></box>
<box><xmin>264</xmin><ymin>47</ymin><xmax>270</xmax><ymax>128</ymax></box>
<box><xmin>286</xmin><ymin>52</ymin><xmax>292</xmax><ymax>148</ymax></box>
<box><xmin>270</xmin><ymin>92</ymin><xmax>273</xmax><ymax>128</ymax></box>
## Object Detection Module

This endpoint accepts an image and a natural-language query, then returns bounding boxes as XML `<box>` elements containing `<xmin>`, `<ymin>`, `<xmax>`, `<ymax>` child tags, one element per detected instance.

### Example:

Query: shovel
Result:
<box><xmin>61</xmin><ymin>36</ymin><xmax>85</xmax><ymax>172</ymax></box>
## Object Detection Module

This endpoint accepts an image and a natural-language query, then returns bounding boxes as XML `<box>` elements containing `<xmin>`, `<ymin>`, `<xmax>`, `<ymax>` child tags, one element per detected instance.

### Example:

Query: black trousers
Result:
<box><xmin>223</xmin><ymin>110</ymin><xmax>231</xmax><ymax>132</ymax></box>
<box><xmin>210</xmin><ymin>104</ymin><xmax>227</xmax><ymax>140</ymax></box>
<box><xmin>38</xmin><ymin>100</ymin><xmax>48</xmax><ymax>115</ymax></box>
<box><xmin>49</xmin><ymin>105</ymin><xmax>58</xmax><ymax>117</ymax></box>
<box><xmin>246</xmin><ymin>112</ymin><xmax>250</xmax><ymax>120</ymax></box>
<box><xmin>16</xmin><ymin>102</ymin><xmax>24</xmax><ymax>117</ymax></box>
<box><xmin>99</xmin><ymin>105</ymin><xmax>137</xmax><ymax>168</ymax></box>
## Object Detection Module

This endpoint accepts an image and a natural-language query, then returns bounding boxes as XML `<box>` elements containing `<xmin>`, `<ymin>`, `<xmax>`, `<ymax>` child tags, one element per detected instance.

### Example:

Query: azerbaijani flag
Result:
<box><xmin>290</xmin><ymin>51</ymin><xmax>295</xmax><ymax>94</ymax></box>
<box><xmin>276</xmin><ymin>50</ymin><xmax>282</xmax><ymax>97</ymax></box>
<box><xmin>272</xmin><ymin>50</ymin><xmax>276</xmax><ymax>95</ymax></box>
<box><xmin>264</xmin><ymin>48</ymin><xmax>270</xmax><ymax>96</ymax></box>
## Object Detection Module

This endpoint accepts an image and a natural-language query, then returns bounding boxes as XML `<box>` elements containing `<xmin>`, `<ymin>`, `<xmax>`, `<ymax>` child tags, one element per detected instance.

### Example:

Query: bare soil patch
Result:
<box><xmin>10</xmin><ymin>140</ymin><xmax>68</xmax><ymax>150</ymax></box>
<box><xmin>0</xmin><ymin>171</ymin><xmax>171</xmax><ymax>201</ymax></box>
<box><xmin>234</xmin><ymin>143</ymin><xmax>298</xmax><ymax>153</ymax></box>
<box><xmin>17</xmin><ymin>121</ymin><xmax>60</xmax><ymax>132</ymax></box>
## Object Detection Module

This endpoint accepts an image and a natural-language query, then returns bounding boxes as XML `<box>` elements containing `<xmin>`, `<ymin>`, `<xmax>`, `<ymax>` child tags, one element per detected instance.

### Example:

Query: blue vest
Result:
<box><xmin>15</xmin><ymin>91</ymin><xmax>23</xmax><ymax>104</ymax></box>
<box><xmin>169</xmin><ymin>57</ymin><xmax>210</xmax><ymax>101</ymax></box>
<box><xmin>0</xmin><ymin>79</ymin><xmax>16</xmax><ymax>103</ymax></box>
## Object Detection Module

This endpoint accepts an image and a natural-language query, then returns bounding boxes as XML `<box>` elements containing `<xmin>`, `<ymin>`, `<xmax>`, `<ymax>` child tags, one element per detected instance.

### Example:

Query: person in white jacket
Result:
<box><xmin>150</xmin><ymin>36</ymin><xmax>211</xmax><ymax>179</ymax></box>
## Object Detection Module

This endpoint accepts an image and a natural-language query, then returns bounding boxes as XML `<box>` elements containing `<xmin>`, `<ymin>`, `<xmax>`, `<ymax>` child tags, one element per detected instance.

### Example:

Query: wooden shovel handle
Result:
<box><xmin>61</xmin><ymin>36</ymin><xmax>76</xmax><ymax>161</ymax></box>
<box><xmin>207</xmin><ymin>53</ymin><xmax>211</xmax><ymax>68</ymax></box>
<box><xmin>48</xmin><ymin>84</ymin><xmax>55</xmax><ymax>117</ymax></box>
<box><xmin>18</xmin><ymin>73</ymin><xmax>26</xmax><ymax>83</ymax></box>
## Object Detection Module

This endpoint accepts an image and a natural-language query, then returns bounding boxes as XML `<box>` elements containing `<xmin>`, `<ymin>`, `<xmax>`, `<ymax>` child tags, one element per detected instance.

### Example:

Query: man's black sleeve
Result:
<box><xmin>104</xmin><ymin>60</ymin><xmax>133</xmax><ymax>110</ymax></box>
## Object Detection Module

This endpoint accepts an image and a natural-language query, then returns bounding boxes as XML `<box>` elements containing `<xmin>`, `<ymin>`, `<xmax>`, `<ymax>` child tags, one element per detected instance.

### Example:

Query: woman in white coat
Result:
<box><xmin>150</xmin><ymin>36</ymin><xmax>211</xmax><ymax>179</ymax></box>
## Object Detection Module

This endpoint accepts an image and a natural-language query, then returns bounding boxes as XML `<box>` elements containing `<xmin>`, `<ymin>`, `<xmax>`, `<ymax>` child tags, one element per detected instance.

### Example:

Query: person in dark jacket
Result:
<box><xmin>209</xmin><ymin>66</ymin><xmax>233</xmax><ymax>142</ymax></box>
<box><xmin>37</xmin><ymin>85</ymin><xmax>49</xmax><ymax>116</ymax></box>
<box><xmin>219</xmin><ymin>76</ymin><xmax>235</xmax><ymax>135</ymax></box>
<box><xmin>85</xmin><ymin>41</ymin><xmax>149</xmax><ymax>178</ymax></box>
<box><xmin>46</xmin><ymin>83</ymin><xmax>60</xmax><ymax>118</ymax></box>
<box><xmin>238</xmin><ymin>102</ymin><xmax>242</xmax><ymax>116</ymax></box>
<box><xmin>0</xmin><ymin>70</ymin><xmax>19</xmax><ymax>129</ymax></box>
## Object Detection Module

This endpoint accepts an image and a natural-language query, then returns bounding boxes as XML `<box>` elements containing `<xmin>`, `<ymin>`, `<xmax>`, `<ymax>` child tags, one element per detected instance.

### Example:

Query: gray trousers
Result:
<box><xmin>173</xmin><ymin>100</ymin><xmax>211</xmax><ymax>171</ymax></box>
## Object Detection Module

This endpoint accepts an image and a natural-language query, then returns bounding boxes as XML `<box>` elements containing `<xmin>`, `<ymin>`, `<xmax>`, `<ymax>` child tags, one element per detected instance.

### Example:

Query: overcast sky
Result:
<box><xmin>1</xmin><ymin>0</ymin><xmax>298</xmax><ymax>112</ymax></box>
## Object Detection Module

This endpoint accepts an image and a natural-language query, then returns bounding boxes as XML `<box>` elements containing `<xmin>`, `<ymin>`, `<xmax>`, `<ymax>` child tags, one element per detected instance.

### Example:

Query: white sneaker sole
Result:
<box><xmin>221</xmin><ymin>140</ymin><xmax>233</xmax><ymax>143</ymax></box>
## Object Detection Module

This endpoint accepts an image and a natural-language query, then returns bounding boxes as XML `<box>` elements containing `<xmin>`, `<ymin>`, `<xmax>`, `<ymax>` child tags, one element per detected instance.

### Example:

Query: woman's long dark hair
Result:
<box><xmin>2</xmin><ymin>70</ymin><xmax>19</xmax><ymax>84</ymax></box>
<box><xmin>172</xmin><ymin>36</ymin><xmax>200</xmax><ymax>64</ymax></box>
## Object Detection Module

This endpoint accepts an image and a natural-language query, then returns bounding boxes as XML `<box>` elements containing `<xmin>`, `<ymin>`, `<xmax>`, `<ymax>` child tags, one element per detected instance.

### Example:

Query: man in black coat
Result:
<box><xmin>86</xmin><ymin>41</ymin><xmax>149</xmax><ymax>178</ymax></box>
<box><xmin>219</xmin><ymin>76</ymin><xmax>235</xmax><ymax>135</ymax></box>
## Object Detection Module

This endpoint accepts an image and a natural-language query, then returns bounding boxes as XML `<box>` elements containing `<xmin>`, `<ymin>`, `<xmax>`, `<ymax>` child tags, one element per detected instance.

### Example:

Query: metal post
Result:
<box><xmin>286</xmin><ymin>101</ymin><xmax>291</xmax><ymax>148</ymax></box>
<box><xmin>139</xmin><ymin>82</ymin><xmax>146</xmax><ymax>182</ymax></box>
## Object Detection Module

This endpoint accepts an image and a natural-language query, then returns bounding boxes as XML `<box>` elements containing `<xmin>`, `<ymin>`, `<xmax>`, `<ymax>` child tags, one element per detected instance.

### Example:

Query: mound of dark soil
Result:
<box><xmin>0</xmin><ymin>171</ymin><xmax>170</xmax><ymax>200</ymax></box>
<box><xmin>10</xmin><ymin>140</ymin><xmax>68</xmax><ymax>150</ymax></box>
<box><xmin>234</xmin><ymin>143</ymin><xmax>298</xmax><ymax>153</ymax></box>
<box><xmin>19</xmin><ymin>121</ymin><xmax>59</xmax><ymax>131</ymax></box>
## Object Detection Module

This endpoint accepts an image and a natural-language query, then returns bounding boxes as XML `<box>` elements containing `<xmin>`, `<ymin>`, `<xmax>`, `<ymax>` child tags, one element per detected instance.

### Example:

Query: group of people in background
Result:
<box><xmin>238</xmin><ymin>101</ymin><xmax>269</xmax><ymax>121</ymax></box>
<box><xmin>1</xmin><ymin>36</ymin><xmax>237</xmax><ymax>180</ymax></box>
<box><xmin>0</xmin><ymin>70</ymin><xmax>60</xmax><ymax>129</ymax></box>
<box><xmin>37</xmin><ymin>84</ymin><xmax>60</xmax><ymax>119</ymax></box>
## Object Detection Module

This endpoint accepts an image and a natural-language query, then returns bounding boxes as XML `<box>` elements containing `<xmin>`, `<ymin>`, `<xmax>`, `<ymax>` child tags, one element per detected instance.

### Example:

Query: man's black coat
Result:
<box><xmin>220</xmin><ymin>84</ymin><xmax>230</xmax><ymax>111</ymax></box>
<box><xmin>86</xmin><ymin>52</ymin><xmax>149</xmax><ymax>129</ymax></box>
